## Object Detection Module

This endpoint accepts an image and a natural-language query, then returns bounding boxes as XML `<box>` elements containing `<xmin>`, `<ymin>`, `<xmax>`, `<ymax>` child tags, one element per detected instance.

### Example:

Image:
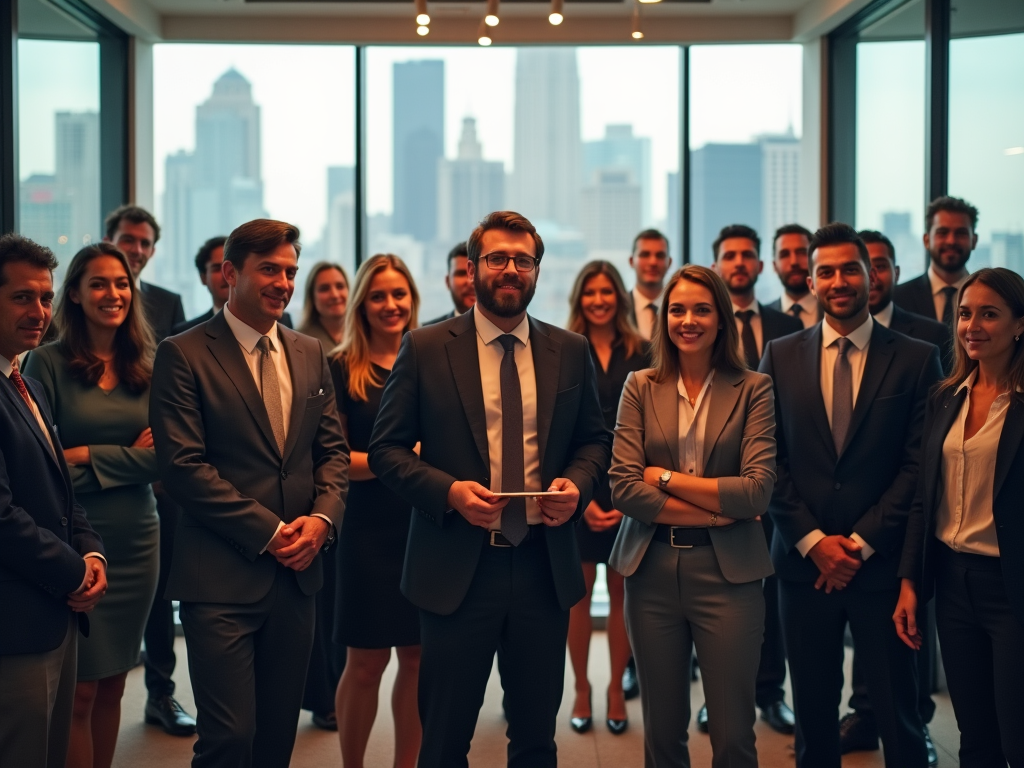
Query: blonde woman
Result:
<box><xmin>331</xmin><ymin>254</ymin><xmax>421</xmax><ymax>768</ymax></box>
<box><xmin>299</xmin><ymin>261</ymin><xmax>349</xmax><ymax>353</ymax></box>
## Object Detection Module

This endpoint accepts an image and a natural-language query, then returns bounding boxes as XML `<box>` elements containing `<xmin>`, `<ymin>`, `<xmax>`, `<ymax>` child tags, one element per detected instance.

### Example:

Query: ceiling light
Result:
<box><xmin>478</xmin><ymin>19</ymin><xmax>493</xmax><ymax>46</ymax></box>
<box><xmin>638</xmin><ymin>0</ymin><xmax>662</xmax><ymax>3</ymax></box>
<box><xmin>417</xmin><ymin>14</ymin><xmax>430</xmax><ymax>25</ymax></box>
<box><xmin>485</xmin><ymin>0</ymin><xmax>500</xmax><ymax>26</ymax></box>
<box><xmin>1006</xmin><ymin>147</ymin><xmax>1024</xmax><ymax>156</ymax></box>
<box><xmin>631</xmin><ymin>0</ymin><xmax>644</xmax><ymax>39</ymax></box>
<box><xmin>549</xmin><ymin>0</ymin><xmax>564</xmax><ymax>25</ymax></box>
<box><xmin>415</xmin><ymin>0</ymin><xmax>429</xmax><ymax>25</ymax></box>
<box><xmin>417</xmin><ymin>25</ymin><xmax>430</xmax><ymax>36</ymax></box>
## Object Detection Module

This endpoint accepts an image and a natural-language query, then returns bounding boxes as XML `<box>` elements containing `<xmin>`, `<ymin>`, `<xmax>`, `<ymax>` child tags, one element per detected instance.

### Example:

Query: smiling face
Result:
<box><xmin>580</xmin><ymin>272</ymin><xmax>618</xmax><ymax>330</ymax></box>
<box><xmin>362</xmin><ymin>267</ymin><xmax>412</xmax><ymax>339</ymax></box>
<box><xmin>313</xmin><ymin>267</ymin><xmax>349</xmax><ymax>321</ymax></box>
<box><xmin>666</xmin><ymin>278</ymin><xmax>721</xmax><ymax>362</ymax></box>
<box><xmin>926</xmin><ymin>210</ymin><xmax>977</xmax><ymax>276</ymax></box>
<box><xmin>867</xmin><ymin>241</ymin><xmax>899</xmax><ymax>313</ymax></box>
<box><xmin>69</xmin><ymin>255</ymin><xmax>133</xmax><ymax>334</ymax></box>
<box><xmin>714</xmin><ymin>237</ymin><xmax>763</xmax><ymax>297</ymax></box>
<box><xmin>0</xmin><ymin>262</ymin><xmax>53</xmax><ymax>361</ymax></box>
<box><xmin>200</xmin><ymin>246</ymin><xmax>230</xmax><ymax>309</ymax></box>
<box><xmin>469</xmin><ymin>228</ymin><xmax>539</xmax><ymax>319</ymax></box>
<box><xmin>957</xmin><ymin>282</ymin><xmax>1024</xmax><ymax>370</ymax></box>
<box><xmin>810</xmin><ymin>243</ymin><xmax>871</xmax><ymax>323</ymax></box>
<box><xmin>108</xmin><ymin>220</ymin><xmax>157</xmax><ymax>281</ymax></box>
<box><xmin>223</xmin><ymin>243</ymin><xmax>297</xmax><ymax>332</ymax></box>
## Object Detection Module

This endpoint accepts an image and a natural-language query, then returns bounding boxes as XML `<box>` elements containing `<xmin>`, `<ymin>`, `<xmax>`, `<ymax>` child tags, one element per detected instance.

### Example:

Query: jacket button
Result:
<box><xmin>61</xmin><ymin>516</ymin><xmax>68</xmax><ymax>526</ymax></box>
<box><xmin>834</xmin><ymin>483</ymin><xmax>841</xmax><ymax>490</ymax></box>
<box><xmin>280</xmin><ymin>470</ymin><xmax>288</xmax><ymax>480</ymax></box>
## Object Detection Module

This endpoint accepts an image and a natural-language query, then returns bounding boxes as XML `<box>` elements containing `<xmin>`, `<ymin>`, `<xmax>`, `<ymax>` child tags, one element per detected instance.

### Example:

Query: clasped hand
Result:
<box><xmin>447</xmin><ymin>478</ymin><xmax>580</xmax><ymax>529</ymax></box>
<box><xmin>809</xmin><ymin>535</ymin><xmax>863</xmax><ymax>593</ymax></box>
<box><xmin>67</xmin><ymin>557</ymin><xmax>107</xmax><ymax>612</ymax></box>
<box><xmin>267</xmin><ymin>516</ymin><xmax>330</xmax><ymax>571</ymax></box>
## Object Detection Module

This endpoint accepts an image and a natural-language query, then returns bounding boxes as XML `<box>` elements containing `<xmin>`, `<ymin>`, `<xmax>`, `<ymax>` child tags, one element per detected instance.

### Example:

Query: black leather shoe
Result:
<box><xmin>760</xmin><ymin>701</ymin><xmax>796</xmax><ymax>735</ymax></box>
<box><xmin>623</xmin><ymin>658</ymin><xmax>639</xmax><ymax>701</ymax></box>
<box><xmin>924</xmin><ymin>725</ymin><xmax>938</xmax><ymax>767</ymax></box>
<box><xmin>145</xmin><ymin>695</ymin><xmax>197</xmax><ymax>737</ymax></box>
<box><xmin>570</xmin><ymin>692</ymin><xmax>592</xmax><ymax>734</ymax></box>
<box><xmin>312</xmin><ymin>711</ymin><xmax>337</xmax><ymax>731</ymax></box>
<box><xmin>696</xmin><ymin>704</ymin><xmax>709</xmax><ymax>734</ymax></box>
<box><xmin>839</xmin><ymin>711</ymin><xmax>879</xmax><ymax>754</ymax></box>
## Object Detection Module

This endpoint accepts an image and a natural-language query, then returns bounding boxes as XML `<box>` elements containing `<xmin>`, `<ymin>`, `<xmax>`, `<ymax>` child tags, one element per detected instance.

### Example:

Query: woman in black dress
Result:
<box><xmin>565</xmin><ymin>260</ymin><xmax>650</xmax><ymax>735</ymax></box>
<box><xmin>332</xmin><ymin>253</ymin><xmax>421</xmax><ymax>768</ymax></box>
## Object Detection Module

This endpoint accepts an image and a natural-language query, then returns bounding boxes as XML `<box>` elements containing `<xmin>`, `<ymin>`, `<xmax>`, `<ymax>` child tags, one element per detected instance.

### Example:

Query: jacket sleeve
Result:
<box><xmin>717</xmin><ymin>374</ymin><xmax>777</xmax><ymax>519</ymax></box>
<box><xmin>309</xmin><ymin>345</ymin><xmax>349</xmax><ymax>531</ymax></box>
<box><xmin>898</xmin><ymin>394</ymin><xmax>940</xmax><ymax>582</ymax></box>
<box><xmin>610</xmin><ymin>372</ymin><xmax>669</xmax><ymax>525</ymax></box>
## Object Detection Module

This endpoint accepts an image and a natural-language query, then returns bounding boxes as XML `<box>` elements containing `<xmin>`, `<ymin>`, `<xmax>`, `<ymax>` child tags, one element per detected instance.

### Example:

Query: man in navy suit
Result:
<box><xmin>0</xmin><ymin>234</ymin><xmax>107</xmax><ymax>768</ymax></box>
<box><xmin>765</xmin><ymin>224</ymin><xmax>818</xmax><ymax>328</ymax></box>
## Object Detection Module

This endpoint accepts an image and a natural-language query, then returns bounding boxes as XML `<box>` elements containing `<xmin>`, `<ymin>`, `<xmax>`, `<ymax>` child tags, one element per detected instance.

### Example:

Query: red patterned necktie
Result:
<box><xmin>9</xmin><ymin>359</ymin><xmax>34</xmax><ymax>409</ymax></box>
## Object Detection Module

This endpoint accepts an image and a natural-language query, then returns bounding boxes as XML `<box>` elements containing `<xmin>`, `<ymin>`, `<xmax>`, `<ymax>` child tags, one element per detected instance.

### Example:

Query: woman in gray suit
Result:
<box><xmin>609</xmin><ymin>264</ymin><xmax>776</xmax><ymax>768</ymax></box>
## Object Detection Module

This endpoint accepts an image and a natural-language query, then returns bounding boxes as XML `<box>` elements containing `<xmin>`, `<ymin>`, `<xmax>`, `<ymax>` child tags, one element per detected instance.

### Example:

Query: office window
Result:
<box><xmin>153</xmin><ymin>45</ymin><xmax>356</xmax><ymax>319</ymax></box>
<box><xmin>948</xmin><ymin>0</ymin><xmax>1024</xmax><ymax>273</ymax></box>
<box><xmin>688</xmin><ymin>44</ymin><xmax>803</xmax><ymax>304</ymax></box>
<box><xmin>365</xmin><ymin>46</ymin><xmax>681</xmax><ymax>326</ymax></box>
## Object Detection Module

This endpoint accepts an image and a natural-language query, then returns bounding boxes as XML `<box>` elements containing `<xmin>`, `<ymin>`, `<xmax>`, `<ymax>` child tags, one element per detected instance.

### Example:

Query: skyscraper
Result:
<box><xmin>393</xmin><ymin>60</ymin><xmax>444</xmax><ymax>243</ymax></box>
<box><xmin>581</xmin><ymin>169</ymin><xmax>641</xmax><ymax>252</ymax></box>
<box><xmin>759</xmin><ymin>132</ymin><xmax>800</xmax><ymax>247</ymax></box>
<box><xmin>55</xmin><ymin>111</ymin><xmax>101</xmax><ymax>250</ymax></box>
<box><xmin>584</xmin><ymin>124</ymin><xmax>652</xmax><ymax>225</ymax></box>
<box><xmin>690</xmin><ymin>143</ymin><xmax>762</xmax><ymax>265</ymax></box>
<box><xmin>437</xmin><ymin>117</ymin><xmax>505</xmax><ymax>243</ymax></box>
<box><xmin>510</xmin><ymin>48</ymin><xmax>582</xmax><ymax>229</ymax></box>
<box><xmin>325</xmin><ymin>166</ymin><xmax>356</xmax><ymax>274</ymax></box>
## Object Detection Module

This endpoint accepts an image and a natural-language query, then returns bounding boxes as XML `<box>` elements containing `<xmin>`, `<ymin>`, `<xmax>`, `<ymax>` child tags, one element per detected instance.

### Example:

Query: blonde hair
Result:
<box><xmin>338</xmin><ymin>254</ymin><xmax>419</xmax><ymax>401</ymax></box>
<box><xmin>566</xmin><ymin>260</ymin><xmax>643</xmax><ymax>359</ymax></box>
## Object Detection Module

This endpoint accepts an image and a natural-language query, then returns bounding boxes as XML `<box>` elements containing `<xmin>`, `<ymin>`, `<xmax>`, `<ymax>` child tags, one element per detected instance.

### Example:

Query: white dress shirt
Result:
<box><xmin>780</xmin><ymin>291</ymin><xmax>819</xmax><ymax>329</ymax></box>
<box><xmin>872</xmin><ymin>301</ymin><xmax>895</xmax><ymax>329</ymax></box>
<box><xmin>928</xmin><ymin>264</ymin><xmax>970</xmax><ymax>322</ymax></box>
<box><xmin>632</xmin><ymin>285</ymin><xmax>662</xmax><ymax>342</ymax></box>
<box><xmin>677</xmin><ymin>371</ymin><xmax>715</xmax><ymax>479</ymax></box>
<box><xmin>732</xmin><ymin>300</ymin><xmax>763</xmax><ymax>361</ymax></box>
<box><xmin>474</xmin><ymin>309</ymin><xmax>543</xmax><ymax>527</ymax></box>
<box><xmin>795</xmin><ymin>314</ymin><xmax>876</xmax><ymax>560</ymax></box>
<box><xmin>935</xmin><ymin>370</ymin><xmax>1007</xmax><ymax>557</ymax></box>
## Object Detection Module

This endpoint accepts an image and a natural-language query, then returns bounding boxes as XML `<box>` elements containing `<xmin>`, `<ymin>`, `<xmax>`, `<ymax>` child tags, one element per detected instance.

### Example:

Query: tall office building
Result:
<box><xmin>666</xmin><ymin>172</ymin><xmax>681</xmax><ymax>255</ymax></box>
<box><xmin>584</xmin><ymin>124</ymin><xmax>652</xmax><ymax>225</ymax></box>
<box><xmin>689</xmin><ymin>143</ymin><xmax>762</xmax><ymax>266</ymax></box>
<box><xmin>325</xmin><ymin>166</ymin><xmax>356</xmax><ymax>274</ymax></box>
<box><xmin>760</xmin><ymin>132</ymin><xmax>800</xmax><ymax>246</ymax></box>
<box><xmin>393</xmin><ymin>60</ymin><xmax>444</xmax><ymax>243</ymax></box>
<box><xmin>581</xmin><ymin>168</ymin><xmax>641</xmax><ymax>252</ymax></box>
<box><xmin>510</xmin><ymin>47</ymin><xmax>582</xmax><ymax>230</ymax></box>
<box><xmin>992</xmin><ymin>231</ymin><xmax>1024</xmax><ymax>274</ymax></box>
<box><xmin>880</xmin><ymin>210</ymin><xmax>924</xmax><ymax>269</ymax></box>
<box><xmin>437</xmin><ymin>117</ymin><xmax>505</xmax><ymax>244</ymax></box>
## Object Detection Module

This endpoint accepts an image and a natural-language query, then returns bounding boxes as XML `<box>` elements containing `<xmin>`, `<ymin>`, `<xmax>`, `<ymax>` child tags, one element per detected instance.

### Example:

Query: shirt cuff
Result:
<box><xmin>77</xmin><ymin>553</ymin><xmax>106</xmax><ymax>592</ymax></box>
<box><xmin>795</xmin><ymin>529</ymin><xmax>827</xmax><ymax>558</ymax></box>
<box><xmin>312</xmin><ymin>513</ymin><xmax>336</xmax><ymax>540</ymax></box>
<box><xmin>849</xmin><ymin>532</ymin><xmax>875</xmax><ymax>560</ymax></box>
<box><xmin>261</xmin><ymin>521</ymin><xmax>285</xmax><ymax>555</ymax></box>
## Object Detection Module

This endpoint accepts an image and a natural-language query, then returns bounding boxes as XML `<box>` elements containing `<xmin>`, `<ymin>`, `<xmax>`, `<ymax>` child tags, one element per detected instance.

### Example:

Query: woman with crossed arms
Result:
<box><xmin>609</xmin><ymin>264</ymin><xmax>776</xmax><ymax>768</ymax></box>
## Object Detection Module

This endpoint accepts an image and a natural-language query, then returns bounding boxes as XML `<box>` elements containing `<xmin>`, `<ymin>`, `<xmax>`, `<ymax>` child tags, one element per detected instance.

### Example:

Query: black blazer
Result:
<box><xmin>759</xmin><ymin>322</ymin><xmax>943</xmax><ymax>590</ymax></box>
<box><xmin>424</xmin><ymin>309</ymin><xmax>456</xmax><ymax>326</ymax></box>
<box><xmin>140</xmin><ymin>282</ymin><xmax>186</xmax><ymax>342</ymax></box>
<box><xmin>172</xmin><ymin>308</ymin><xmax>293</xmax><ymax>336</ymax></box>
<box><xmin>368</xmin><ymin>309</ymin><xmax>611</xmax><ymax>615</ymax></box>
<box><xmin>893</xmin><ymin>273</ymin><xmax>938</xmax><ymax>321</ymax></box>
<box><xmin>0</xmin><ymin>373</ymin><xmax>105</xmax><ymax>655</ymax></box>
<box><xmin>888</xmin><ymin>303</ymin><xmax>953</xmax><ymax>373</ymax></box>
<box><xmin>759</xmin><ymin>302</ymin><xmax>803</xmax><ymax>354</ymax></box>
<box><xmin>899</xmin><ymin>387</ymin><xmax>1024</xmax><ymax>625</ymax></box>
<box><xmin>150</xmin><ymin>311</ymin><xmax>350</xmax><ymax>603</ymax></box>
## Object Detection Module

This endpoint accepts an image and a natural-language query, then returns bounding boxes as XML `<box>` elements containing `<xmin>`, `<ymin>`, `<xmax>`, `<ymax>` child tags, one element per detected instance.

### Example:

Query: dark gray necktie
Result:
<box><xmin>736</xmin><ymin>310</ymin><xmax>760</xmax><ymax>370</ymax></box>
<box><xmin>257</xmin><ymin>335</ymin><xmax>286</xmax><ymax>455</ymax></box>
<box><xmin>789</xmin><ymin>304</ymin><xmax>804</xmax><ymax>321</ymax></box>
<box><xmin>941</xmin><ymin>286</ymin><xmax>958</xmax><ymax>326</ymax></box>
<box><xmin>832</xmin><ymin>337</ymin><xmax>853</xmax><ymax>454</ymax></box>
<box><xmin>498</xmin><ymin>334</ymin><xmax>527</xmax><ymax>546</ymax></box>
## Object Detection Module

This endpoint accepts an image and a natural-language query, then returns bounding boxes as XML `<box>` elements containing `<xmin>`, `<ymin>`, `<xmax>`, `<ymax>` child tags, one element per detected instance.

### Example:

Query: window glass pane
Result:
<box><xmin>153</xmin><ymin>45</ymin><xmax>356</xmax><ymax>320</ymax></box>
<box><xmin>366</xmin><ymin>46</ymin><xmax>680</xmax><ymax>326</ymax></box>
<box><xmin>688</xmin><ymin>44</ymin><xmax>803</xmax><ymax>304</ymax></box>
<box><xmin>18</xmin><ymin>38</ymin><xmax>100</xmax><ymax>284</ymax></box>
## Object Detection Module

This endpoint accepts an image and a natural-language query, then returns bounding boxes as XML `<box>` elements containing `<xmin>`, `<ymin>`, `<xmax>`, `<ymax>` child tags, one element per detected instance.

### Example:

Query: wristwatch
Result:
<box><xmin>658</xmin><ymin>470</ymin><xmax>672</xmax><ymax>489</ymax></box>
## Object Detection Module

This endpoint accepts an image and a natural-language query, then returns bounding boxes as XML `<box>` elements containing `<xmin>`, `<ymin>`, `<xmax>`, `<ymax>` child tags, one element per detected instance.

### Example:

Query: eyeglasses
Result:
<box><xmin>476</xmin><ymin>253</ymin><xmax>540</xmax><ymax>272</ymax></box>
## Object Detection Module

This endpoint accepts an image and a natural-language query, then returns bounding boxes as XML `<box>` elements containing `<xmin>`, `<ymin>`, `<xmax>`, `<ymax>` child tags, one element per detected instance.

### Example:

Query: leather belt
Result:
<box><xmin>489</xmin><ymin>526</ymin><xmax>544</xmax><ymax>547</ymax></box>
<box><xmin>653</xmin><ymin>525</ymin><xmax>713</xmax><ymax>548</ymax></box>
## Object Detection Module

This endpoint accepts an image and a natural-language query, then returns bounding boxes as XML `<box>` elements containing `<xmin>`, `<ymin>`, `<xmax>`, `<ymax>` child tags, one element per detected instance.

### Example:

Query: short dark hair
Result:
<box><xmin>808</xmin><ymin>222</ymin><xmax>870</xmax><ymax>267</ymax></box>
<box><xmin>224</xmin><ymin>219</ymin><xmax>302</xmax><ymax>269</ymax></box>
<box><xmin>447</xmin><ymin>241</ymin><xmax>469</xmax><ymax>267</ymax></box>
<box><xmin>712</xmin><ymin>224</ymin><xmax>760</xmax><ymax>261</ymax></box>
<box><xmin>772</xmin><ymin>223</ymin><xmax>813</xmax><ymax>251</ymax></box>
<box><xmin>926</xmin><ymin>195</ymin><xmax>979</xmax><ymax>232</ymax></box>
<box><xmin>858</xmin><ymin>229</ymin><xmax>896</xmax><ymax>263</ymax></box>
<box><xmin>194</xmin><ymin>236</ymin><xmax>228</xmax><ymax>276</ymax></box>
<box><xmin>467</xmin><ymin>211</ymin><xmax>545</xmax><ymax>262</ymax></box>
<box><xmin>632</xmin><ymin>228</ymin><xmax>669</xmax><ymax>254</ymax></box>
<box><xmin>104</xmin><ymin>205</ymin><xmax>161</xmax><ymax>244</ymax></box>
<box><xmin>0</xmin><ymin>233</ymin><xmax>59</xmax><ymax>287</ymax></box>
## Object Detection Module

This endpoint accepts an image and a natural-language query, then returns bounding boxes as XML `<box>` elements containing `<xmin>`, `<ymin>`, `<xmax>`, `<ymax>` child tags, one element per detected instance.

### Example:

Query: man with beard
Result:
<box><xmin>893</xmin><ymin>196</ymin><xmax>978</xmax><ymax>325</ymax></box>
<box><xmin>766</xmin><ymin>224</ymin><xmax>818</xmax><ymax>328</ymax></box>
<box><xmin>425</xmin><ymin>241</ymin><xmax>476</xmax><ymax>324</ymax></box>
<box><xmin>627</xmin><ymin>229</ymin><xmax>672</xmax><ymax>341</ymax></box>
<box><xmin>368</xmin><ymin>211</ymin><xmax>610</xmax><ymax>768</ymax></box>
<box><xmin>759</xmin><ymin>223</ymin><xmax>941</xmax><ymax>768</ymax></box>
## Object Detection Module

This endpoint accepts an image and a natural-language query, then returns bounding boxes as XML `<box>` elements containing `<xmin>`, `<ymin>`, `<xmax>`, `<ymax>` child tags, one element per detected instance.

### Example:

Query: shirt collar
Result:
<box><xmin>781</xmin><ymin>291</ymin><xmax>817</xmax><ymax>314</ymax></box>
<box><xmin>732</xmin><ymin>300</ymin><xmax>760</xmax><ymax>316</ymax></box>
<box><xmin>633</xmin><ymin>285</ymin><xmax>661</xmax><ymax>310</ymax></box>
<box><xmin>473</xmin><ymin>306</ymin><xmax>530</xmax><ymax>347</ymax></box>
<box><xmin>0</xmin><ymin>353</ymin><xmax>13</xmax><ymax>378</ymax></box>
<box><xmin>223</xmin><ymin>303</ymin><xmax>279</xmax><ymax>354</ymax></box>
<box><xmin>928</xmin><ymin>264</ymin><xmax>970</xmax><ymax>296</ymax></box>
<box><xmin>873</xmin><ymin>301</ymin><xmax>894</xmax><ymax>328</ymax></box>
<box><xmin>677</xmin><ymin>369</ymin><xmax>715</xmax><ymax>408</ymax></box>
<box><xmin>955</xmin><ymin>368</ymin><xmax>1019</xmax><ymax>397</ymax></box>
<box><xmin>822</xmin><ymin>313</ymin><xmax>874</xmax><ymax>351</ymax></box>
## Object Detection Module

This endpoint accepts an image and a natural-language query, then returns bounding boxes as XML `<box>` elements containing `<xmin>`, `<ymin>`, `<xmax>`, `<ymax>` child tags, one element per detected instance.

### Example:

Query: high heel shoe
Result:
<box><xmin>570</xmin><ymin>692</ymin><xmax>593</xmax><ymax>734</ymax></box>
<box><xmin>606</xmin><ymin>692</ymin><xmax>628</xmax><ymax>735</ymax></box>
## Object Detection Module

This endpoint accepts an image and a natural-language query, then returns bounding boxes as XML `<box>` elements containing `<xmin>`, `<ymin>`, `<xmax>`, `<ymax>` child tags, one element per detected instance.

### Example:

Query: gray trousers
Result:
<box><xmin>625</xmin><ymin>541</ymin><xmax>764</xmax><ymax>768</ymax></box>
<box><xmin>0</xmin><ymin>615</ymin><xmax>78</xmax><ymax>768</ymax></box>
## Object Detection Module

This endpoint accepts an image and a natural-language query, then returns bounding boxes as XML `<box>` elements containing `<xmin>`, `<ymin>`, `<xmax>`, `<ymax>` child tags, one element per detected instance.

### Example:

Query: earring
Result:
<box><xmin>1016</xmin><ymin>335</ymin><xmax>1020</xmax><ymax>342</ymax></box>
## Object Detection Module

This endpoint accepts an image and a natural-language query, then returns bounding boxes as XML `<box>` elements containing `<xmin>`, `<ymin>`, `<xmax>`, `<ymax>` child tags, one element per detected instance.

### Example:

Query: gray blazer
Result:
<box><xmin>608</xmin><ymin>367</ymin><xmax>776</xmax><ymax>583</ymax></box>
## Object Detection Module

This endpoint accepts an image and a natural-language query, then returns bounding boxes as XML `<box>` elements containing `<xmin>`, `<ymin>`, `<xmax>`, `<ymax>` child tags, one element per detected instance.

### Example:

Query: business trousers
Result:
<box><xmin>780</xmin><ymin>580</ymin><xmax>927</xmax><ymax>768</ymax></box>
<box><xmin>417</xmin><ymin>531</ymin><xmax>569</xmax><ymax>768</ymax></box>
<box><xmin>302</xmin><ymin>542</ymin><xmax>345</xmax><ymax>715</ymax></box>
<box><xmin>142</xmin><ymin>487</ymin><xmax>180</xmax><ymax>698</ymax></box>
<box><xmin>0</xmin><ymin>614</ymin><xmax>77</xmax><ymax>768</ymax></box>
<box><xmin>935</xmin><ymin>545</ymin><xmax>1024</xmax><ymax>768</ymax></box>
<box><xmin>625</xmin><ymin>540</ymin><xmax>763</xmax><ymax>768</ymax></box>
<box><xmin>179</xmin><ymin>565</ymin><xmax>316</xmax><ymax>768</ymax></box>
<box><xmin>755</xmin><ymin>515</ymin><xmax>787</xmax><ymax>709</ymax></box>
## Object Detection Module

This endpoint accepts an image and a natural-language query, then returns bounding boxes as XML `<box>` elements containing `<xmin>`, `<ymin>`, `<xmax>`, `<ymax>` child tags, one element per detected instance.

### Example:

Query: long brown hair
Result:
<box><xmin>650</xmin><ymin>264</ymin><xmax>745</xmax><ymax>383</ymax></box>
<box><xmin>338</xmin><ymin>254</ymin><xmax>419</xmax><ymax>402</ymax></box>
<box><xmin>938</xmin><ymin>267</ymin><xmax>1024</xmax><ymax>400</ymax></box>
<box><xmin>566</xmin><ymin>260</ymin><xmax>643</xmax><ymax>359</ymax></box>
<box><xmin>54</xmin><ymin>242</ymin><xmax>155</xmax><ymax>394</ymax></box>
<box><xmin>300</xmin><ymin>261</ymin><xmax>350</xmax><ymax>331</ymax></box>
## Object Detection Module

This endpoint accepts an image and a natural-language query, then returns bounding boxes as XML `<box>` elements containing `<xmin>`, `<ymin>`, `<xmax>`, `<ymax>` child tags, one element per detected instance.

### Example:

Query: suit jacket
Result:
<box><xmin>608</xmin><ymin>368</ymin><xmax>777</xmax><ymax>582</ymax></box>
<box><xmin>367</xmin><ymin>309</ymin><xmax>611</xmax><ymax>615</ymax></box>
<box><xmin>759</xmin><ymin>302</ymin><xmax>803</xmax><ymax>353</ymax></box>
<box><xmin>424</xmin><ymin>309</ymin><xmax>456</xmax><ymax>326</ymax></box>
<box><xmin>0</xmin><ymin>373</ymin><xmax>105</xmax><ymax>655</ymax></box>
<box><xmin>899</xmin><ymin>387</ymin><xmax>1024</xmax><ymax>625</ymax></box>
<box><xmin>173</xmin><ymin>308</ymin><xmax>293</xmax><ymax>336</ymax></box>
<box><xmin>140</xmin><ymin>282</ymin><xmax>186</xmax><ymax>342</ymax></box>
<box><xmin>893</xmin><ymin>273</ymin><xmax>937</xmax><ymax>321</ymax></box>
<box><xmin>760</xmin><ymin>322</ymin><xmax>943</xmax><ymax>590</ymax></box>
<box><xmin>150</xmin><ymin>311</ymin><xmax>349</xmax><ymax>604</ymax></box>
<box><xmin>888</xmin><ymin>303</ymin><xmax>953</xmax><ymax>373</ymax></box>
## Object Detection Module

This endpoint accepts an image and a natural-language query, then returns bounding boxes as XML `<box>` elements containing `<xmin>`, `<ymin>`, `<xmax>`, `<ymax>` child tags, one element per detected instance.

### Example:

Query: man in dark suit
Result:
<box><xmin>704</xmin><ymin>223</ymin><xmax>802</xmax><ymax>735</ymax></box>
<box><xmin>150</xmin><ymin>219</ymin><xmax>349</xmax><ymax>768</ymax></box>
<box><xmin>766</xmin><ymin>224</ymin><xmax>819</xmax><ymax>328</ymax></box>
<box><xmin>892</xmin><ymin>196</ymin><xmax>978</xmax><ymax>325</ymax></box>
<box><xmin>425</xmin><ymin>241</ymin><xmax>476</xmax><ymax>325</ymax></box>
<box><xmin>0</xmin><ymin>234</ymin><xmax>107</xmax><ymax>768</ymax></box>
<box><xmin>627</xmin><ymin>228</ymin><xmax>673</xmax><ymax>341</ymax></box>
<box><xmin>760</xmin><ymin>223</ymin><xmax>942</xmax><ymax>768</ymax></box>
<box><xmin>368</xmin><ymin>211</ymin><xmax>610</xmax><ymax>768</ymax></box>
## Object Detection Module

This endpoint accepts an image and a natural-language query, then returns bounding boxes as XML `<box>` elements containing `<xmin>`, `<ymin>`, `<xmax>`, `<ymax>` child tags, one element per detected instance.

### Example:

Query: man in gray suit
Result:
<box><xmin>150</xmin><ymin>219</ymin><xmax>349</xmax><ymax>768</ymax></box>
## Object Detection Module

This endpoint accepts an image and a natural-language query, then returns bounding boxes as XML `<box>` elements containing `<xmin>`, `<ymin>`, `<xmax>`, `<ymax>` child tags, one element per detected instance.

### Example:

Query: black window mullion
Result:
<box><xmin>0</xmin><ymin>0</ymin><xmax>16</xmax><ymax>234</ymax></box>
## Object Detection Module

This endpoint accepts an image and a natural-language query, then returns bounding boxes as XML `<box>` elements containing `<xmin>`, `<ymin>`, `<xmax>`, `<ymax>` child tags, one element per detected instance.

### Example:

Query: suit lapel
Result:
<box><xmin>926</xmin><ymin>388</ymin><xmax>965</xmax><ymax>511</ymax></box>
<box><xmin>994</xmin><ymin>398</ymin><xmax>1024</xmax><ymax>500</ymax></box>
<box><xmin>652</xmin><ymin>374</ymin><xmax>680</xmax><ymax>471</ymax></box>
<box><xmin>280</xmin><ymin>328</ymin><xmax>307</xmax><ymax>462</ymax></box>
<box><xmin>446</xmin><ymin>311</ymin><xmax>490</xmax><ymax>471</ymax></box>
<box><xmin>530</xmin><ymin>318</ymin><xmax>560</xmax><ymax>472</ymax></box>
<box><xmin>842</xmin><ymin>324</ymin><xmax>895</xmax><ymax>454</ymax></box>
<box><xmin>798</xmin><ymin>326</ymin><xmax>836</xmax><ymax>459</ymax></box>
<box><xmin>0</xmin><ymin>374</ymin><xmax>61</xmax><ymax>466</ymax></box>
<box><xmin>703</xmin><ymin>370</ymin><xmax>743</xmax><ymax>468</ymax></box>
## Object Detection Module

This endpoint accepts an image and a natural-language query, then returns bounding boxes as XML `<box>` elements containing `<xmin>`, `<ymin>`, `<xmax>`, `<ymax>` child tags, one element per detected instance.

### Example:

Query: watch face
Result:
<box><xmin>660</xmin><ymin>471</ymin><xmax>672</xmax><ymax>484</ymax></box>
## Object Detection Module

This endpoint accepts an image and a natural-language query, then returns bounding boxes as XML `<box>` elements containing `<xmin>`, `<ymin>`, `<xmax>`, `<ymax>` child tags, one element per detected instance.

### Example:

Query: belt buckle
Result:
<box><xmin>490</xmin><ymin>530</ymin><xmax>512</xmax><ymax>548</ymax></box>
<box><xmin>669</xmin><ymin>527</ymin><xmax>693</xmax><ymax>549</ymax></box>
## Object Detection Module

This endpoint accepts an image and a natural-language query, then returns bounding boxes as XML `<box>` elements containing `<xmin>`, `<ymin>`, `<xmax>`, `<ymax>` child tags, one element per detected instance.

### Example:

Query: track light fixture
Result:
<box><xmin>638</xmin><ymin>0</ymin><xmax>662</xmax><ymax>3</ymax></box>
<box><xmin>549</xmin><ymin>0</ymin><xmax>564</xmax><ymax>25</ymax></box>
<box><xmin>631</xmin><ymin>0</ymin><xmax>644</xmax><ymax>39</ymax></box>
<box><xmin>485</xmin><ymin>0</ymin><xmax>500</xmax><ymax>27</ymax></box>
<box><xmin>417</xmin><ymin>25</ymin><xmax>430</xmax><ymax>36</ymax></box>
<box><xmin>478</xmin><ymin>19</ymin><xmax>493</xmax><ymax>45</ymax></box>
<box><xmin>415</xmin><ymin>0</ymin><xmax>430</xmax><ymax>26</ymax></box>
